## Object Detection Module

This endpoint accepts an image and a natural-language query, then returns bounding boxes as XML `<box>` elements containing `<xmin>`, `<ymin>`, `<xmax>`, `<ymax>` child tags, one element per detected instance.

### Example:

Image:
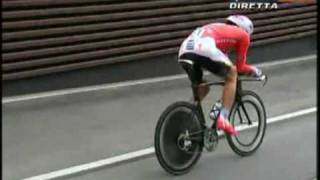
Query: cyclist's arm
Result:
<box><xmin>235</xmin><ymin>33</ymin><xmax>256</xmax><ymax>74</ymax></box>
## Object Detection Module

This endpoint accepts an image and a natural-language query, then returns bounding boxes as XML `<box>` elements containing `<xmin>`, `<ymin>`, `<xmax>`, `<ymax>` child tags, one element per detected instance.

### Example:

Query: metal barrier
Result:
<box><xmin>2</xmin><ymin>0</ymin><xmax>317</xmax><ymax>80</ymax></box>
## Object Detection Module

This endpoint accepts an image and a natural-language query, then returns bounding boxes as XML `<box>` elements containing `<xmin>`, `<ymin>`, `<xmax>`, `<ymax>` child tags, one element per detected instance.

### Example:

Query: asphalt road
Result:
<box><xmin>2</xmin><ymin>58</ymin><xmax>317</xmax><ymax>180</ymax></box>
<box><xmin>66</xmin><ymin>113</ymin><xmax>317</xmax><ymax>180</ymax></box>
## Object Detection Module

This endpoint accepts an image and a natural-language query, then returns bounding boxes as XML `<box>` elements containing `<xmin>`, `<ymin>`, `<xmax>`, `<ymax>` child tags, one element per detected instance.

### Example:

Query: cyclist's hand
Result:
<box><xmin>251</xmin><ymin>66</ymin><xmax>262</xmax><ymax>78</ymax></box>
<box><xmin>238</xmin><ymin>66</ymin><xmax>262</xmax><ymax>78</ymax></box>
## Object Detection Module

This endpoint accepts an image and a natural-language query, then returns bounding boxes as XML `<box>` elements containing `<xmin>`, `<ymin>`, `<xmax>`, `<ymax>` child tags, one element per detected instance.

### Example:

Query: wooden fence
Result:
<box><xmin>2</xmin><ymin>0</ymin><xmax>317</xmax><ymax>80</ymax></box>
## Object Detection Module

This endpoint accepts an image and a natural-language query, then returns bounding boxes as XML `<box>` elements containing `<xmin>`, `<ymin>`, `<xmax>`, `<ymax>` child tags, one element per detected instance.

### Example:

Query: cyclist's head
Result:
<box><xmin>226</xmin><ymin>15</ymin><xmax>254</xmax><ymax>35</ymax></box>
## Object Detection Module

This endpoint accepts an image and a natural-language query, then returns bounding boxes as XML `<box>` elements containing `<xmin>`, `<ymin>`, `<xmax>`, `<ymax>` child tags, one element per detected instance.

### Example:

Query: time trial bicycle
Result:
<box><xmin>154</xmin><ymin>62</ymin><xmax>268</xmax><ymax>175</ymax></box>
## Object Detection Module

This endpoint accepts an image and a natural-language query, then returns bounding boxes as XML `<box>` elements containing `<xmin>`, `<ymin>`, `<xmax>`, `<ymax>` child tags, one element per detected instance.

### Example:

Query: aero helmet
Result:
<box><xmin>226</xmin><ymin>15</ymin><xmax>254</xmax><ymax>35</ymax></box>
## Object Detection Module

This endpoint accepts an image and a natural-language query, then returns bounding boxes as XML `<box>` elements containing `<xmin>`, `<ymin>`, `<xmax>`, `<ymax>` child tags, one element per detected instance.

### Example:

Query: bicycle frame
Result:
<box><xmin>190</xmin><ymin>74</ymin><xmax>268</xmax><ymax>128</ymax></box>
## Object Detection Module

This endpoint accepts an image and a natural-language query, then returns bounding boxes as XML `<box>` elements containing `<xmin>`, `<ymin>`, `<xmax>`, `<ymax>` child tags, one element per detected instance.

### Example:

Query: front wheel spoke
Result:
<box><xmin>237</xmin><ymin>108</ymin><xmax>244</xmax><ymax>124</ymax></box>
<box><xmin>241</xmin><ymin>103</ymin><xmax>252</xmax><ymax>125</ymax></box>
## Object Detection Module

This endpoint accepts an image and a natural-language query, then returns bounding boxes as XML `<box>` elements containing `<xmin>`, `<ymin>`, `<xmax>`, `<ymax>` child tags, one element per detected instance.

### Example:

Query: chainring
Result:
<box><xmin>204</xmin><ymin>128</ymin><xmax>219</xmax><ymax>152</ymax></box>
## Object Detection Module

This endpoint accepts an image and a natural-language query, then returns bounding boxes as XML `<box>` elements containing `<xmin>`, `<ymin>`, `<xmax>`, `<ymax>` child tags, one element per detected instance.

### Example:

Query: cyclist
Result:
<box><xmin>178</xmin><ymin>15</ymin><xmax>262</xmax><ymax>136</ymax></box>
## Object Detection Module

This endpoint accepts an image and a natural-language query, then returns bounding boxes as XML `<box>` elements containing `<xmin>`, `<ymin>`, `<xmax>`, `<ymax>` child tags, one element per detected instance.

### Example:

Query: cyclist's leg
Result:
<box><xmin>188</xmin><ymin>37</ymin><xmax>238</xmax><ymax>135</ymax></box>
<box><xmin>178</xmin><ymin>37</ymin><xmax>209</xmax><ymax>101</ymax></box>
<box><xmin>178</xmin><ymin>57</ymin><xmax>209</xmax><ymax>101</ymax></box>
<box><xmin>222</xmin><ymin>64</ymin><xmax>237</xmax><ymax>111</ymax></box>
<box><xmin>203</xmin><ymin>51</ymin><xmax>237</xmax><ymax>111</ymax></box>
<box><xmin>193</xmin><ymin>37</ymin><xmax>237</xmax><ymax>110</ymax></box>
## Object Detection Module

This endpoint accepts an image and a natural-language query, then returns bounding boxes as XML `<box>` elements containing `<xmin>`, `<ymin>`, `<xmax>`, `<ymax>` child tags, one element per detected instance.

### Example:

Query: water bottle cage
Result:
<box><xmin>209</xmin><ymin>102</ymin><xmax>222</xmax><ymax>121</ymax></box>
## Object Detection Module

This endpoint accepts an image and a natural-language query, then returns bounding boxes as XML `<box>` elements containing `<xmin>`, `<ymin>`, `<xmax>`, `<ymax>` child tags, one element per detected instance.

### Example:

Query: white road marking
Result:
<box><xmin>254</xmin><ymin>54</ymin><xmax>316</xmax><ymax>68</ymax></box>
<box><xmin>234</xmin><ymin>107</ymin><xmax>317</xmax><ymax>133</ymax></box>
<box><xmin>22</xmin><ymin>107</ymin><xmax>317</xmax><ymax>180</ymax></box>
<box><xmin>3</xmin><ymin>54</ymin><xmax>316</xmax><ymax>104</ymax></box>
<box><xmin>23</xmin><ymin>148</ymin><xmax>155</xmax><ymax>180</ymax></box>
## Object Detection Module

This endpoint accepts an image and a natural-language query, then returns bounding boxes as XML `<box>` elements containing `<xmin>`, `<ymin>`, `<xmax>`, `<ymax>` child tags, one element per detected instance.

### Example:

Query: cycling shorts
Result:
<box><xmin>178</xmin><ymin>34</ymin><xmax>232</xmax><ymax>85</ymax></box>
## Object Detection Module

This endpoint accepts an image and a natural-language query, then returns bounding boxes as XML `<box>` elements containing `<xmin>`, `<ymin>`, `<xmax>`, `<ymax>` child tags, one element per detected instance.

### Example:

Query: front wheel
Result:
<box><xmin>154</xmin><ymin>101</ymin><xmax>204</xmax><ymax>175</ymax></box>
<box><xmin>226</xmin><ymin>90</ymin><xmax>267</xmax><ymax>156</ymax></box>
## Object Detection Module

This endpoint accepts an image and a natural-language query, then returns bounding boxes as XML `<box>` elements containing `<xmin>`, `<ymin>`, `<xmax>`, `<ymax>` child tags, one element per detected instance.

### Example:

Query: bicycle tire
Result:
<box><xmin>154</xmin><ymin>101</ymin><xmax>204</xmax><ymax>175</ymax></box>
<box><xmin>226</xmin><ymin>90</ymin><xmax>267</xmax><ymax>156</ymax></box>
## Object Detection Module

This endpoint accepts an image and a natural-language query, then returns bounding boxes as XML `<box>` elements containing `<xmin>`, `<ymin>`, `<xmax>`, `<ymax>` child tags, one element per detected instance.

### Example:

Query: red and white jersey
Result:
<box><xmin>180</xmin><ymin>23</ymin><xmax>255</xmax><ymax>73</ymax></box>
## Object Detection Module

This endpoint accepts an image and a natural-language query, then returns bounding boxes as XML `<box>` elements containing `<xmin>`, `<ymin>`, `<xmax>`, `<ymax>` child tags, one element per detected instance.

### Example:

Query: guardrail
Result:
<box><xmin>2</xmin><ymin>0</ymin><xmax>317</xmax><ymax>80</ymax></box>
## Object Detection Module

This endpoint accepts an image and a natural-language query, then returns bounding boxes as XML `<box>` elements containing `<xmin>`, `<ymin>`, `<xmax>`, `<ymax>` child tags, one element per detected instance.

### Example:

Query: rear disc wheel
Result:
<box><xmin>155</xmin><ymin>101</ymin><xmax>204</xmax><ymax>175</ymax></box>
